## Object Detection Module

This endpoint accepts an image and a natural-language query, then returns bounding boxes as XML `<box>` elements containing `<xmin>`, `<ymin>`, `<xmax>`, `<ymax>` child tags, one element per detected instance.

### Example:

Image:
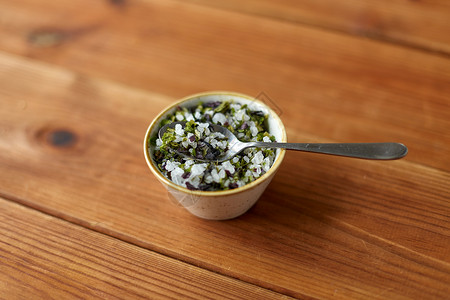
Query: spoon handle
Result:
<box><xmin>247</xmin><ymin>142</ymin><xmax>408</xmax><ymax>160</ymax></box>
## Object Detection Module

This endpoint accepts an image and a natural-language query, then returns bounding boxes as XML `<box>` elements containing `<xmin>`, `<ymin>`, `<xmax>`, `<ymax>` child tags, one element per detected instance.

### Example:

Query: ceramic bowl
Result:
<box><xmin>143</xmin><ymin>91</ymin><xmax>286</xmax><ymax>220</ymax></box>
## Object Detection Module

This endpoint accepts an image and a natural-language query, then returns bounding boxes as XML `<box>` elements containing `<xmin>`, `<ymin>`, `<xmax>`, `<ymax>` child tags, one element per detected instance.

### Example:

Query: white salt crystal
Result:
<box><xmin>191</xmin><ymin>163</ymin><xmax>207</xmax><ymax>177</ymax></box>
<box><xmin>252</xmin><ymin>167</ymin><xmax>262</xmax><ymax>178</ymax></box>
<box><xmin>250</xmin><ymin>126</ymin><xmax>258</xmax><ymax>137</ymax></box>
<box><xmin>211</xmin><ymin>169</ymin><xmax>220</xmax><ymax>182</ymax></box>
<box><xmin>185</xmin><ymin>159</ymin><xmax>194</xmax><ymax>167</ymax></box>
<box><xmin>262</xmin><ymin>157</ymin><xmax>271</xmax><ymax>172</ymax></box>
<box><xmin>188</xmin><ymin>176</ymin><xmax>201</xmax><ymax>188</ymax></box>
<box><xmin>215</xmin><ymin>132</ymin><xmax>225</xmax><ymax>139</ymax></box>
<box><xmin>252</xmin><ymin>151</ymin><xmax>264</xmax><ymax>165</ymax></box>
<box><xmin>222</xmin><ymin>161</ymin><xmax>235</xmax><ymax>174</ymax></box>
<box><xmin>212</xmin><ymin>113</ymin><xmax>227</xmax><ymax>125</ymax></box>
<box><xmin>204</xmin><ymin>175</ymin><xmax>213</xmax><ymax>184</ymax></box>
<box><xmin>217</xmin><ymin>141</ymin><xmax>227</xmax><ymax>149</ymax></box>
<box><xmin>171</xmin><ymin>167</ymin><xmax>185</xmax><ymax>185</ymax></box>
<box><xmin>165</xmin><ymin>160</ymin><xmax>179</xmax><ymax>172</ymax></box>
<box><xmin>175</xmin><ymin>123</ymin><xmax>184</xmax><ymax>136</ymax></box>
<box><xmin>230</xmin><ymin>104</ymin><xmax>241</xmax><ymax>111</ymax></box>
<box><xmin>210</xmin><ymin>139</ymin><xmax>218</xmax><ymax>148</ymax></box>
<box><xmin>235</xmin><ymin>109</ymin><xmax>245</xmax><ymax>121</ymax></box>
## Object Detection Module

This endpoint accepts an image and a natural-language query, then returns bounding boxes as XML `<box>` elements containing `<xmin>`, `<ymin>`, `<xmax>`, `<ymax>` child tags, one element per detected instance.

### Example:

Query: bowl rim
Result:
<box><xmin>143</xmin><ymin>91</ymin><xmax>287</xmax><ymax>197</ymax></box>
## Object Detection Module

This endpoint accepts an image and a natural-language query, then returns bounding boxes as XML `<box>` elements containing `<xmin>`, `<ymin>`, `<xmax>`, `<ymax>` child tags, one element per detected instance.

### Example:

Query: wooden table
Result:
<box><xmin>1</xmin><ymin>1</ymin><xmax>449</xmax><ymax>299</ymax></box>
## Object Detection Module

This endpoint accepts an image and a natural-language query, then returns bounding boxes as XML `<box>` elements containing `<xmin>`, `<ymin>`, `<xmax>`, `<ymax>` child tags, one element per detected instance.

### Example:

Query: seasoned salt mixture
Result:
<box><xmin>151</xmin><ymin>101</ymin><xmax>276</xmax><ymax>191</ymax></box>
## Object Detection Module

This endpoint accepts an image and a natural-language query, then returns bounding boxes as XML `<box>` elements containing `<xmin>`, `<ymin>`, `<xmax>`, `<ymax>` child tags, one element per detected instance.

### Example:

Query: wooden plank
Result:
<box><xmin>184</xmin><ymin>0</ymin><xmax>450</xmax><ymax>55</ymax></box>
<box><xmin>0</xmin><ymin>0</ymin><xmax>449</xmax><ymax>171</ymax></box>
<box><xmin>0</xmin><ymin>198</ymin><xmax>287</xmax><ymax>299</ymax></box>
<box><xmin>1</xmin><ymin>52</ymin><xmax>449</xmax><ymax>299</ymax></box>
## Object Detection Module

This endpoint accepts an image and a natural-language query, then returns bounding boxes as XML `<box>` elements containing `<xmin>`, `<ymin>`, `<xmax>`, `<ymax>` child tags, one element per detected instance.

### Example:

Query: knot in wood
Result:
<box><xmin>28</xmin><ymin>30</ymin><xmax>68</xmax><ymax>47</ymax></box>
<box><xmin>47</xmin><ymin>129</ymin><xmax>77</xmax><ymax>148</ymax></box>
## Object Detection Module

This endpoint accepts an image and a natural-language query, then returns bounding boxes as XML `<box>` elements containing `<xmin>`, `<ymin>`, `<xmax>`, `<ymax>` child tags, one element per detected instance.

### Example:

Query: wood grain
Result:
<box><xmin>1</xmin><ymin>0</ymin><xmax>450</xmax><ymax>299</ymax></box>
<box><xmin>0</xmin><ymin>198</ymin><xmax>287</xmax><ymax>299</ymax></box>
<box><xmin>184</xmin><ymin>0</ymin><xmax>450</xmax><ymax>55</ymax></box>
<box><xmin>0</xmin><ymin>0</ymin><xmax>449</xmax><ymax>171</ymax></box>
<box><xmin>1</xmin><ymin>51</ymin><xmax>449</xmax><ymax>299</ymax></box>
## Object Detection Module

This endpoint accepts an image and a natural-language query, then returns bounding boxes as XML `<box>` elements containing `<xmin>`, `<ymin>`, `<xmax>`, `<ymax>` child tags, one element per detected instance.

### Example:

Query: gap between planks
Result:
<box><xmin>172</xmin><ymin>0</ymin><xmax>450</xmax><ymax>58</ymax></box>
<box><xmin>0</xmin><ymin>195</ymin><xmax>296</xmax><ymax>299</ymax></box>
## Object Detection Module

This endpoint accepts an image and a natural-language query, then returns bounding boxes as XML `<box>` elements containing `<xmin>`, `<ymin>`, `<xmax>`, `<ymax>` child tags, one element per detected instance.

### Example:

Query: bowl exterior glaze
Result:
<box><xmin>143</xmin><ymin>91</ymin><xmax>286</xmax><ymax>220</ymax></box>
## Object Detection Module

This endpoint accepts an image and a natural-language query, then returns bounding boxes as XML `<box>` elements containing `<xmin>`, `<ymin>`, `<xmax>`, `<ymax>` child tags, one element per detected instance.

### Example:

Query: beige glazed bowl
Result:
<box><xmin>143</xmin><ymin>91</ymin><xmax>287</xmax><ymax>220</ymax></box>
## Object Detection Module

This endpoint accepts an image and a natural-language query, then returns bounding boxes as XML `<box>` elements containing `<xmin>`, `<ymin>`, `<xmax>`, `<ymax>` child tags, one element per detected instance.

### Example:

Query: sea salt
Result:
<box><xmin>217</xmin><ymin>141</ymin><xmax>227</xmax><ymax>149</ymax></box>
<box><xmin>197</xmin><ymin>123</ymin><xmax>210</xmax><ymax>136</ymax></box>
<box><xmin>184</xmin><ymin>112</ymin><xmax>194</xmax><ymax>121</ymax></box>
<box><xmin>176</xmin><ymin>114</ymin><xmax>184</xmax><ymax>121</ymax></box>
<box><xmin>230</xmin><ymin>103</ymin><xmax>241</xmax><ymax>111</ymax></box>
<box><xmin>204</xmin><ymin>175</ymin><xmax>213</xmax><ymax>183</ymax></box>
<box><xmin>153</xmin><ymin>100</ymin><xmax>277</xmax><ymax>191</ymax></box>
<box><xmin>252</xmin><ymin>151</ymin><xmax>264</xmax><ymax>165</ymax></box>
<box><xmin>212</xmin><ymin>113</ymin><xmax>227</xmax><ymax>125</ymax></box>
<box><xmin>185</xmin><ymin>159</ymin><xmax>195</xmax><ymax>167</ymax></box>
<box><xmin>189</xmin><ymin>176</ymin><xmax>201</xmax><ymax>187</ymax></box>
<box><xmin>175</xmin><ymin>123</ymin><xmax>184</xmax><ymax>136</ymax></box>
<box><xmin>211</xmin><ymin>169</ymin><xmax>220</xmax><ymax>182</ymax></box>
<box><xmin>252</xmin><ymin>167</ymin><xmax>262</xmax><ymax>178</ymax></box>
<box><xmin>235</xmin><ymin>109</ymin><xmax>245</xmax><ymax>121</ymax></box>
<box><xmin>215</xmin><ymin>132</ymin><xmax>225</xmax><ymax>139</ymax></box>
<box><xmin>191</xmin><ymin>163</ymin><xmax>207</xmax><ymax>177</ymax></box>
<box><xmin>165</xmin><ymin>160</ymin><xmax>179</xmax><ymax>172</ymax></box>
<box><xmin>171</xmin><ymin>167</ymin><xmax>185</xmax><ymax>185</ymax></box>
<box><xmin>222</xmin><ymin>160</ymin><xmax>235</xmax><ymax>174</ymax></box>
<box><xmin>262</xmin><ymin>157</ymin><xmax>271</xmax><ymax>172</ymax></box>
<box><xmin>250</xmin><ymin>126</ymin><xmax>258</xmax><ymax>137</ymax></box>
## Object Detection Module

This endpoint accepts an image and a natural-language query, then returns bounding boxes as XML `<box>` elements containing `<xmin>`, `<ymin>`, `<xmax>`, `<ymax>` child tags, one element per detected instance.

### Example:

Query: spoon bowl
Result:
<box><xmin>159</xmin><ymin>121</ymin><xmax>408</xmax><ymax>161</ymax></box>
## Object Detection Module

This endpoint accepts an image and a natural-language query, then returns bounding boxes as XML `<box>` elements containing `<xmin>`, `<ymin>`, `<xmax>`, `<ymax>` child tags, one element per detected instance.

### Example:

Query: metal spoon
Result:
<box><xmin>159</xmin><ymin>121</ymin><xmax>408</xmax><ymax>162</ymax></box>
